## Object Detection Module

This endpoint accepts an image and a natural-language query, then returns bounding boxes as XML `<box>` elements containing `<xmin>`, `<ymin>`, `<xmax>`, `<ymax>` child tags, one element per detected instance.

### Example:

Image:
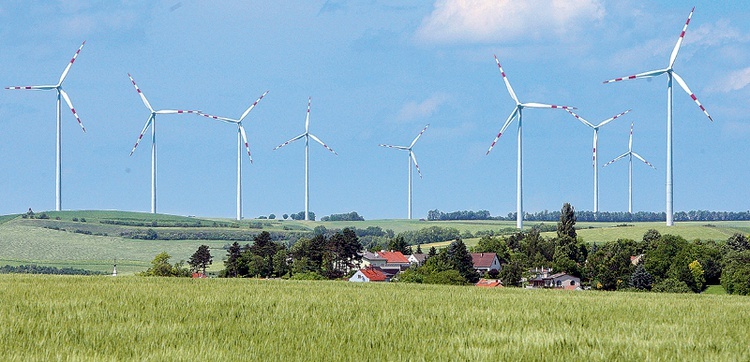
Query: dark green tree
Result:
<box><xmin>141</xmin><ymin>252</ymin><xmax>189</xmax><ymax>277</ymax></box>
<box><xmin>446</xmin><ymin>239</ymin><xmax>479</xmax><ymax>283</ymax></box>
<box><xmin>188</xmin><ymin>245</ymin><xmax>213</xmax><ymax>275</ymax></box>
<box><xmin>721</xmin><ymin>250</ymin><xmax>750</xmax><ymax>295</ymax></box>
<box><xmin>557</xmin><ymin>203</ymin><xmax>577</xmax><ymax>240</ymax></box>
<box><xmin>427</xmin><ymin>246</ymin><xmax>437</xmax><ymax>259</ymax></box>
<box><xmin>415</xmin><ymin>244</ymin><xmax>423</xmax><ymax>254</ymax></box>
<box><xmin>498</xmin><ymin>260</ymin><xmax>524</xmax><ymax>287</ymax></box>
<box><xmin>387</xmin><ymin>236</ymin><xmax>410</xmax><ymax>255</ymax></box>
<box><xmin>473</xmin><ymin>236</ymin><xmax>510</xmax><ymax>264</ymax></box>
<box><xmin>223</xmin><ymin>242</ymin><xmax>242</xmax><ymax>278</ymax></box>
<box><xmin>726</xmin><ymin>233</ymin><xmax>750</xmax><ymax>252</ymax></box>
<box><xmin>630</xmin><ymin>264</ymin><xmax>654</xmax><ymax>290</ymax></box>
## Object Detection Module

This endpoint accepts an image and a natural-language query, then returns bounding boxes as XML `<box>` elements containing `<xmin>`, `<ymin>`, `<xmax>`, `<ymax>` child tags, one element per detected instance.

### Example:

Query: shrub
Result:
<box><xmin>290</xmin><ymin>272</ymin><xmax>326</xmax><ymax>281</ymax></box>
<box><xmin>652</xmin><ymin>278</ymin><xmax>692</xmax><ymax>293</ymax></box>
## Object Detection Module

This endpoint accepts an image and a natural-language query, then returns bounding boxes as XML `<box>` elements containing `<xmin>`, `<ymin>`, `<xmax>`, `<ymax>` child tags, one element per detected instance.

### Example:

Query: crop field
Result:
<box><xmin>0</xmin><ymin>275</ymin><xmax>747</xmax><ymax>361</ymax></box>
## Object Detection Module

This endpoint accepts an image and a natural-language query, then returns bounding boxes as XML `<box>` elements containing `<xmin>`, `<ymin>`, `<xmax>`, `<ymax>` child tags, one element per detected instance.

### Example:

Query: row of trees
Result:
<box><xmin>320</xmin><ymin>211</ymin><xmax>365</xmax><ymax>222</ymax></box>
<box><xmin>426</xmin><ymin>208</ymin><xmax>750</xmax><ymax>222</ymax></box>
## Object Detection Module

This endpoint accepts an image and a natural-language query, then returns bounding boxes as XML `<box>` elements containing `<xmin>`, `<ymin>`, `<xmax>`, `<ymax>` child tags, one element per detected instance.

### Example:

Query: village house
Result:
<box><xmin>349</xmin><ymin>266</ymin><xmax>387</xmax><ymax>282</ymax></box>
<box><xmin>470</xmin><ymin>253</ymin><xmax>501</xmax><ymax>273</ymax></box>
<box><xmin>407</xmin><ymin>253</ymin><xmax>427</xmax><ymax>266</ymax></box>
<box><xmin>475</xmin><ymin>279</ymin><xmax>503</xmax><ymax>288</ymax></box>
<box><xmin>527</xmin><ymin>268</ymin><xmax>581</xmax><ymax>290</ymax></box>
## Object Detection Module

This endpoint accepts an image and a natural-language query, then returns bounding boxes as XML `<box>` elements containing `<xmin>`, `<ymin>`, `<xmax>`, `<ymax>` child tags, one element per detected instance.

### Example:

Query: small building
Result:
<box><xmin>361</xmin><ymin>251</ymin><xmax>387</xmax><ymax>268</ymax></box>
<box><xmin>407</xmin><ymin>253</ymin><xmax>427</xmax><ymax>266</ymax></box>
<box><xmin>528</xmin><ymin>271</ymin><xmax>580</xmax><ymax>289</ymax></box>
<box><xmin>471</xmin><ymin>253</ymin><xmax>501</xmax><ymax>273</ymax></box>
<box><xmin>476</xmin><ymin>279</ymin><xmax>503</xmax><ymax>288</ymax></box>
<box><xmin>349</xmin><ymin>267</ymin><xmax>387</xmax><ymax>282</ymax></box>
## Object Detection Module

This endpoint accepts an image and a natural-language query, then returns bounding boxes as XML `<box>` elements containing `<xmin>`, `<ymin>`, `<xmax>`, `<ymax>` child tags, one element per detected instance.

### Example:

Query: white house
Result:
<box><xmin>470</xmin><ymin>253</ymin><xmax>501</xmax><ymax>273</ymax></box>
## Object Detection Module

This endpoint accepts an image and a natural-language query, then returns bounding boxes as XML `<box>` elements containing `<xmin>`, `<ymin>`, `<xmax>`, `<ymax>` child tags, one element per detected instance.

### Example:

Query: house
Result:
<box><xmin>475</xmin><ymin>279</ymin><xmax>503</xmax><ymax>288</ymax></box>
<box><xmin>528</xmin><ymin>271</ymin><xmax>580</xmax><ymax>289</ymax></box>
<box><xmin>471</xmin><ymin>253</ymin><xmax>501</xmax><ymax>273</ymax></box>
<box><xmin>349</xmin><ymin>267</ymin><xmax>387</xmax><ymax>282</ymax></box>
<box><xmin>361</xmin><ymin>251</ymin><xmax>387</xmax><ymax>268</ymax></box>
<box><xmin>407</xmin><ymin>253</ymin><xmax>427</xmax><ymax>266</ymax></box>
<box><xmin>360</xmin><ymin>250</ymin><xmax>411</xmax><ymax>278</ymax></box>
<box><xmin>630</xmin><ymin>254</ymin><xmax>645</xmax><ymax>265</ymax></box>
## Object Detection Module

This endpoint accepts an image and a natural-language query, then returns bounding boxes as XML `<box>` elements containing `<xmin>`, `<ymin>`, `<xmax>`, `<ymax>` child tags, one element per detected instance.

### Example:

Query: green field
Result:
<box><xmin>1</xmin><ymin>210</ymin><xmax>747</xmax><ymax>275</ymax></box>
<box><xmin>0</xmin><ymin>275</ymin><xmax>747</xmax><ymax>361</ymax></box>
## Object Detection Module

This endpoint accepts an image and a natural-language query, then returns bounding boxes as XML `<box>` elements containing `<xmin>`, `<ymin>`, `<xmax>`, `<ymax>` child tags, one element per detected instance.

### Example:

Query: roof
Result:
<box><xmin>360</xmin><ymin>267</ymin><xmax>386</xmax><ymax>282</ymax></box>
<box><xmin>409</xmin><ymin>253</ymin><xmax>427</xmax><ymax>263</ymax></box>
<box><xmin>378</xmin><ymin>251</ymin><xmax>410</xmax><ymax>264</ymax></box>
<box><xmin>471</xmin><ymin>253</ymin><xmax>498</xmax><ymax>269</ymax></box>
<box><xmin>475</xmin><ymin>279</ymin><xmax>503</xmax><ymax>288</ymax></box>
<box><xmin>362</xmin><ymin>251</ymin><xmax>386</xmax><ymax>261</ymax></box>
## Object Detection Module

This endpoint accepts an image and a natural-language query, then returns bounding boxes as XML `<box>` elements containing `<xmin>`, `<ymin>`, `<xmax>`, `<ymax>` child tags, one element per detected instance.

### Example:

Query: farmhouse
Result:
<box><xmin>349</xmin><ymin>267</ymin><xmax>387</xmax><ymax>282</ymax></box>
<box><xmin>528</xmin><ymin>270</ymin><xmax>580</xmax><ymax>290</ymax></box>
<box><xmin>361</xmin><ymin>251</ymin><xmax>387</xmax><ymax>268</ymax></box>
<box><xmin>471</xmin><ymin>253</ymin><xmax>501</xmax><ymax>273</ymax></box>
<box><xmin>407</xmin><ymin>253</ymin><xmax>427</xmax><ymax>266</ymax></box>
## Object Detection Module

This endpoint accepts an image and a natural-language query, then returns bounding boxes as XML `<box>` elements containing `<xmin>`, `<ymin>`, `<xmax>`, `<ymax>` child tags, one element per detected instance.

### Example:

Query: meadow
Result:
<box><xmin>1</xmin><ymin>210</ymin><xmax>747</xmax><ymax>275</ymax></box>
<box><xmin>0</xmin><ymin>275</ymin><xmax>747</xmax><ymax>361</ymax></box>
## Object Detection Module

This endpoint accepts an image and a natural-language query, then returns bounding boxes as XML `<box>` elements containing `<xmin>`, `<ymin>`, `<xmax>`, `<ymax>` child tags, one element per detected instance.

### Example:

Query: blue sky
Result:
<box><xmin>1</xmin><ymin>0</ymin><xmax>748</xmax><ymax>220</ymax></box>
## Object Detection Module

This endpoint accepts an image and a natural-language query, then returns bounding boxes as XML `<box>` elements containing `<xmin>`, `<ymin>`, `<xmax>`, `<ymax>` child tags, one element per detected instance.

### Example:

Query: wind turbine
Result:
<box><xmin>565</xmin><ymin>109</ymin><xmax>631</xmax><ymax>214</ymax></box>
<box><xmin>603</xmin><ymin>122</ymin><xmax>655</xmax><ymax>214</ymax></box>
<box><xmin>486</xmin><ymin>55</ymin><xmax>575</xmax><ymax>229</ymax></box>
<box><xmin>199</xmin><ymin>91</ymin><xmax>269</xmax><ymax>221</ymax></box>
<box><xmin>273</xmin><ymin>97</ymin><xmax>337</xmax><ymax>221</ymax></box>
<box><xmin>6</xmin><ymin>41</ymin><xmax>88</xmax><ymax>211</ymax></box>
<box><xmin>127</xmin><ymin>73</ymin><xmax>200</xmax><ymax>214</ymax></box>
<box><xmin>379</xmin><ymin>124</ymin><xmax>429</xmax><ymax>220</ymax></box>
<box><xmin>603</xmin><ymin>7</ymin><xmax>713</xmax><ymax>226</ymax></box>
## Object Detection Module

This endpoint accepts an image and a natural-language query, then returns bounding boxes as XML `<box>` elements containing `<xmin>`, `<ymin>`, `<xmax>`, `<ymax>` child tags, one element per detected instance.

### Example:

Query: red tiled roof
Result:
<box><xmin>378</xmin><ymin>251</ymin><xmax>410</xmax><ymax>264</ymax></box>
<box><xmin>360</xmin><ymin>267</ymin><xmax>386</xmax><ymax>282</ymax></box>
<box><xmin>471</xmin><ymin>253</ymin><xmax>498</xmax><ymax>268</ymax></box>
<box><xmin>475</xmin><ymin>279</ymin><xmax>502</xmax><ymax>288</ymax></box>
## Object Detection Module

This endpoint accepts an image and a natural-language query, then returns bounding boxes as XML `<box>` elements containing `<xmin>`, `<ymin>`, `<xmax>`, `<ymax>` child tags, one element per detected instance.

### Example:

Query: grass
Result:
<box><xmin>0</xmin><ymin>275</ymin><xmax>748</xmax><ymax>361</ymax></box>
<box><xmin>703</xmin><ymin>285</ymin><xmax>727</xmax><ymax>295</ymax></box>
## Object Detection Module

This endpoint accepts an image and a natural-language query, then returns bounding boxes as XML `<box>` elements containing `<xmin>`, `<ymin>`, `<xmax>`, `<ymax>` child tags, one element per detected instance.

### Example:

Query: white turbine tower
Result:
<box><xmin>273</xmin><ymin>97</ymin><xmax>337</xmax><ymax>221</ymax></box>
<box><xmin>604</xmin><ymin>122</ymin><xmax>655</xmax><ymax>214</ymax></box>
<box><xmin>127</xmin><ymin>73</ymin><xmax>200</xmax><ymax>214</ymax></box>
<box><xmin>565</xmin><ymin>109</ymin><xmax>631</xmax><ymax>213</ymax></box>
<box><xmin>379</xmin><ymin>124</ymin><xmax>429</xmax><ymax>220</ymax></box>
<box><xmin>486</xmin><ymin>55</ymin><xmax>575</xmax><ymax>229</ymax></box>
<box><xmin>6</xmin><ymin>41</ymin><xmax>88</xmax><ymax>211</ymax></box>
<box><xmin>199</xmin><ymin>91</ymin><xmax>269</xmax><ymax>221</ymax></box>
<box><xmin>604</xmin><ymin>7</ymin><xmax>713</xmax><ymax>226</ymax></box>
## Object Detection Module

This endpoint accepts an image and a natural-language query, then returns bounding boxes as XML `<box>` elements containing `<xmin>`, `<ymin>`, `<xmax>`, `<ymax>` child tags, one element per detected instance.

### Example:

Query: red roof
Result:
<box><xmin>471</xmin><ymin>253</ymin><xmax>498</xmax><ymax>269</ymax></box>
<box><xmin>360</xmin><ymin>267</ymin><xmax>387</xmax><ymax>282</ymax></box>
<box><xmin>475</xmin><ymin>279</ymin><xmax>503</xmax><ymax>288</ymax></box>
<box><xmin>378</xmin><ymin>251</ymin><xmax>410</xmax><ymax>264</ymax></box>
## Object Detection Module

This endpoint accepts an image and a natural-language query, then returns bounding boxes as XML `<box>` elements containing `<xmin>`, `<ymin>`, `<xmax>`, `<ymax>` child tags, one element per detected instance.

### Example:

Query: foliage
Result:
<box><xmin>651</xmin><ymin>278</ymin><xmax>693</xmax><ymax>293</ymax></box>
<box><xmin>688</xmin><ymin>260</ymin><xmax>705</xmax><ymax>292</ymax></box>
<box><xmin>221</xmin><ymin>242</ymin><xmax>242</xmax><ymax>278</ymax></box>
<box><xmin>726</xmin><ymin>233</ymin><xmax>750</xmax><ymax>252</ymax></box>
<box><xmin>140</xmin><ymin>252</ymin><xmax>190</xmax><ymax>277</ymax></box>
<box><xmin>498</xmin><ymin>260</ymin><xmax>524</xmax><ymax>287</ymax></box>
<box><xmin>289</xmin><ymin>211</ymin><xmax>315</xmax><ymax>221</ymax></box>
<box><xmin>289</xmin><ymin>228</ymin><xmax>362</xmax><ymax>279</ymax></box>
<box><xmin>321</xmin><ymin>211</ymin><xmax>365</xmax><ymax>222</ymax></box>
<box><xmin>557</xmin><ymin>203</ymin><xmax>577</xmax><ymax>240</ymax></box>
<box><xmin>386</xmin><ymin>236</ymin><xmax>411</xmax><ymax>255</ymax></box>
<box><xmin>397</xmin><ymin>226</ymin><xmax>461</xmax><ymax>246</ymax></box>
<box><xmin>721</xmin><ymin>250</ymin><xmax>750</xmax><ymax>295</ymax></box>
<box><xmin>584</xmin><ymin>239</ymin><xmax>636</xmax><ymax>290</ymax></box>
<box><xmin>187</xmin><ymin>245</ymin><xmax>212</xmax><ymax>274</ymax></box>
<box><xmin>288</xmin><ymin>271</ymin><xmax>326</xmax><ymax>280</ymax></box>
<box><xmin>0</xmin><ymin>264</ymin><xmax>104</xmax><ymax>275</ymax></box>
<box><xmin>472</xmin><ymin>236</ymin><xmax>510</xmax><ymax>264</ymax></box>
<box><xmin>630</xmin><ymin>264</ymin><xmax>654</xmax><ymax>290</ymax></box>
<box><xmin>427</xmin><ymin>209</ymin><xmax>493</xmax><ymax>221</ymax></box>
<box><xmin>446</xmin><ymin>239</ymin><xmax>480</xmax><ymax>283</ymax></box>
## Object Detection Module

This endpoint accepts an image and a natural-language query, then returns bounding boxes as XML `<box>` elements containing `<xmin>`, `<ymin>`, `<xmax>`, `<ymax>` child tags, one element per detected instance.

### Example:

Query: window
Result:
<box><xmin>570</xmin><ymin>280</ymin><xmax>576</xmax><ymax>286</ymax></box>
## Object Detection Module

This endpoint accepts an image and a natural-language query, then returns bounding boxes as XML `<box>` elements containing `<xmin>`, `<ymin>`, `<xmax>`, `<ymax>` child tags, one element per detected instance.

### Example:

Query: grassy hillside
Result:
<box><xmin>0</xmin><ymin>275</ymin><xmax>748</xmax><ymax>361</ymax></box>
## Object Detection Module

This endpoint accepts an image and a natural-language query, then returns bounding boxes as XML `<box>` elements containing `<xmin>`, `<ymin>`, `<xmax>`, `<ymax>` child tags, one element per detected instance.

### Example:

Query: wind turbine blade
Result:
<box><xmin>273</xmin><ymin>134</ymin><xmax>305</xmax><ymax>150</ymax></box>
<box><xmin>58</xmin><ymin>41</ymin><xmax>85</xmax><ymax>85</ymax></box>
<box><xmin>628</xmin><ymin>122</ymin><xmax>634</xmax><ymax>151</ymax></box>
<box><xmin>309</xmin><ymin>133</ymin><xmax>338</xmax><ymax>155</ymax></box>
<box><xmin>596</xmin><ymin>109</ymin><xmax>631</xmax><ymax>128</ymax></box>
<box><xmin>155</xmin><ymin>109</ymin><xmax>200</xmax><ymax>115</ymax></box>
<box><xmin>59</xmin><ymin>88</ymin><xmax>86</xmax><ymax>133</ymax></box>
<box><xmin>239</xmin><ymin>123</ymin><xmax>253</xmax><ymax>164</ymax></box>
<box><xmin>130</xmin><ymin>115</ymin><xmax>153</xmax><ymax>156</ymax></box>
<box><xmin>565</xmin><ymin>109</ymin><xmax>596</xmax><ymax>128</ymax></box>
<box><xmin>6</xmin><ymin>85</ymin><xmax>56</xmax><ymax>91</ymax></box>
<box><xmin>410</xmin><ymin>151</ymin><xmax>423</xmax><ymax>179</ymax></box>
<box><xmin>486</xmin><ymin>106</ymin><xmax>519</xmax><ymax>155</ymax></box>
<box><xmin>603</xmin><ymin>152</ymin><xmax>629</xmax><ymax>167</ymax></box>
<box><xmin>305</xmin><ymin>97</ymin><xmax>311</xmax><ymax>133</ymax></box>
<box><xmin>672</xmin><ymin>72</ymin><xmax>713</xmax><ymax>121</ymax></box>
<box><xmin>632</xmin><ymin>152</ymin><xmax>656</xmax><ymax>169</ymax></box>
<box><xmin>669</xmin><ymin>7</ymin><xmax>695</xmax><ymax>69</ymax></box>
<box><xmin>592</xmin><ymin>130</ymin><xmax>598</xmax><ymax>167</ymax></box>
<box><xmin>409</xmin><ymin>124</ymin><xmax>430</xmax><ymax>149</ymax></box>
<box><xmin>603</xmin><ymin>69</ymin><xmax>668</xmax><ymax>84</ymax></box>
<box><xmin>522</xmin><ymin>102</ymin><xmax>576</xmax><ymax>110</ymax></box>
<box><xmin>494</xmin><ymin>55</ymin><xmax>519</xmax><ymax>103</ymax></box>
<box><xmin>127</xmin><ymin>73</ymin><xmax>154</xmax><ymax>113</ymax></box>
<box><xmin>379</xmin><ymin>144</ymin><xmax>409</xmax><ymax>150</ymax></box>
<box><xmin>198</xmin><ymin>112</ymin><xmax>237</xmax><ymax>124</ymax></box>
<box><xmin>238</xmin><ymin>90</ymin><xmax>269</xmax><ymax>122</ymax></box>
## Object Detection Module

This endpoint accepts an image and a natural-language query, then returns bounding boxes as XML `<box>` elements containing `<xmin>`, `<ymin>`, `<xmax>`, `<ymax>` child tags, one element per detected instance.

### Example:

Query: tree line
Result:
<box><xmin>428</xmin><ymin>208</ymin><xmax>750</xmax><ymax>222</ymax></box>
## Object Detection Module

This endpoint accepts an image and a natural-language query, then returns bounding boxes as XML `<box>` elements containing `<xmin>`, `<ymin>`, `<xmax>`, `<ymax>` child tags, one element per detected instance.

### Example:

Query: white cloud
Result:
<box><xmin>415</xmin><ymin>0</ymin><xmax>606</xmax><ymax>44</ymax></box>
<box><xmin>397</xmin><ymin>93</ymin><xmax>449</xmax><ymax>121</ymax></box>
<box><xmin>708</xmin><ymin>67</ymin><xmax>750</xmax><ymax>93</ymax></box>
<box><xmin>686</xmin><ymin>19</ymin><xmax>749</xmax><ymax>48</ymax></box>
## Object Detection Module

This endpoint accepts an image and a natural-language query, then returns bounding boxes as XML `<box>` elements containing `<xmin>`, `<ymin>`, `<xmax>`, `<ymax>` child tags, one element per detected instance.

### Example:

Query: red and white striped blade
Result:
<box><xmin>59</xmin><ymin>88</ymin><xmax>86</xmax><ymax>133</ymax></box>
<box><xmin>494</xmin><ymin>55</ymin><xmax>519</xmax><ymax>104</ymax></box>
<box><xmin>409</xmin><ymin>124</ymin><xmax>430</xmax><ymax>149</ymax></box>
<box><xmin>603</xmin><ymin>69</ymin><xmax>667</xmax><ymax>84</ymax></box>
<box><xmin>486</xmin><ymin>107</ymin><xmax>519</xmax><ymax>155</ymax></box>
<box><xmin>309</xmin><ymin>133</ymin><xmax>337</xmax><ymax>155</ymax></box>
<box><xmin>596</xmin><ymin>109</ymin><xmax>631</xmax><ymax>128</ymax></box>
<box><xmin>127</xmin><ymin>73</ymin><xmax>154</xmax><ymax>113</ymax></box>
<box><xmin>239</xmin><ymin>123</ymin><xmax>253</xmax><ymax>163</ymax></box>
<box><xmin>410</xmin><ymin>151</ymin><xmax>423</xmax><ymax>179</ymax></box>
<box><xmin>565</xmin><ymin>109</ymin><xmax>596</xmax><ymax>129</ymax></box>
<box><xmin>6</xmin><ymin>85</ymin><xmax>56</xmax><ymax>91</ymax></box>
<box><xmin>379</xmin><ymin>144</ymin><xmax>409</xmax><ymax>150</ymax></box>
<box><xmin>198</xmin><ymin>112</ymin><xmax>237</xmax><ymax>123</ymax></box>
<box><xmin>273</xmin><ymin>133</ymin><xmax>305</xmax><ymax>151</ymax></box>
<box><xmin>632</xmin><ymin>152</ymin><xmax>656</xmax><ymax>169</ymax></box>
<box><xmin>239</xmin><ymin>90</ymin><xmax>269</xmax><ymax>122</ymax></box>
<box><xmin>155</xmin><ymin>109</ymin><xmax>200</xmax><ymax>115</ymax></box>
<box><xmin>522</xmin><ymin>102</ymin><xmax>576</xmax><ymax>110</ymax></box>
<box><xmin>129</xmin><ymin>115</ymin><xmax>154</xmax><ymax>156</ymax></box>
<box><xmin>305</xmin><ymin>97</ymin><xmax>311</xmax><ymax>133</ymax></box>
<box><xmin>672</xmin><ymin>72</ymin><xmax>713</xmax><ymax>121</ymax></box>
<box><xmin>603</xmin><ymin>152</ymin><xmax>628</xmax><ymax>167</ymax></box>
<box><xmin>58</xmin><ymin>41</ymin><xmax>85</xmax><ymax>85</ymax></box>
<box><xmin>669</xmin><ymin>7</ymin><xmax>695</xmax><ymax>69</ymax></box>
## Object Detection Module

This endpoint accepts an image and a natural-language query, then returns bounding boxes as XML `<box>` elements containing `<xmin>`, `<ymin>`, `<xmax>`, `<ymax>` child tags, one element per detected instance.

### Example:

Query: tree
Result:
<box><xmin>268</xmin><ymin>214</ymin><xmax>276</xmax><ymax>220</ymax></box>
<box><xmin>688</xmin><ymin>260</ymin><xmax>705</xmax><ymax>292</ymax></box>
<box><xmin>188</xmin><ymin>245</ymin><xmax>213</xmax><ymax>275</ymax></box>
<box><xmin>498</xmin><ymin>260</ymin><xmax>524</xmax><ymax>287</ymax></box>
<box><xmin>583</xmin><ymin>239</ymin><xmax>636</xmax><ymax>290</ymax></box>
<box><xmin>726</xmin><ymin>233</ymin><xmax>750</xmax><ymax>252</ymax></box>
<box><xmin>427</xmin><ymin>246</ymin><xmax>437</xmax><ymax>259</ymax></box>
<box><xmin>721</xmin><ymin>250</ymin><xmax>750</xmax><ymax>295</ymax></box>
<box><xmin>387</xmin><ymin>236</ymin><xmax>410</xmax><ymax>255</ymax></box>
<box><xmin>141</xmin><ymin>252</ymin><xmax>190</xmax><ymax>277</ymax></box>
<box><xmin>473</xmin><ymin>236</ymin><xmax>510</xmax><ymax>264</ymax></box>
<box><xmin>282</xmin><ymin>214</ymin><xmax>289</xmax><ymax>220</ymax></box>
<box><xmin>223</xmin><ymin>242</ymin><xmax>242</xmax><ymax>277</ymax></box>
<box><xmin>557</xmin><ymin>203</ymin><xmax>577</xmax><ymax>240</ymax></box>
<box><xmin>446</xmin><ymin>239</ymin><xmax>479</xmax><ymax>283</ymax></box>
<box><xmin>652</xmin><ymin>278</ymin><xmax>692</xmax><ymax>293</ymax></box>
<box><xmin>415</xmin><ymin>244</ymin><xmax>423</xmax><ymax>254</ymax></box>
<box><xmin>630</xmin><ymin>264</ymin><xmax>654</xmax><ymax>290</ymax></box>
